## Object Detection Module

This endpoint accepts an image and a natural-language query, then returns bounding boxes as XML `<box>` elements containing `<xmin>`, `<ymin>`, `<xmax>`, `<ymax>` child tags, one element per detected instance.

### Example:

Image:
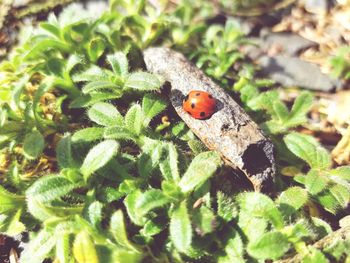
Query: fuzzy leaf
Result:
<box><xmin>24</xmin><ymin>39</ymin><xmax>69</xmax><ymax>60</ymax></box>
<box><xmin>124</xmin><ymin>190</ymin><xmax>146</xmax><ymax>226</ymax></box>
<box><xmin>73</xmin><ymin>231</ymin><xmax>99</xmax><ymax>263</ymax></box>
<box><xmin>179</xmin><ymin>151</ymin><xmax>222</xmax><ymax>193</ymax></box>
<box><xmin>247</xmin><ymin>231</ymin><xmax>290</xmax><ymax>260</ymax></box>
<box><xmin>20</xmin><ymin>229</ymin><xmax>56</xmax><ymax>263</ymax></box>
<box><xmin>82</xmin><ymin>81</ymin><xmax>120</xmax><ymax>94</ymax></box>
<box><xmin>217</xmin><ymin>192</ymin><xmax>238</xmax><ymax>222</ymax></box>
<box><xmin>80</xmin><ymin>140</ymin><xmax>119</xmax><ymax>179</ymax></box>
<box><xmin>284</xmin><ymin>133</ymin><xmax>331</xmax><ymax>170</ymax></box>
<box><xmin>278</xmin><ymin>186</ymin><xmax>308</xmax><ymax>216</ymax></box>
<box><xmin>110</xmin><ymin>210</ymin><xmax>140</xmax><ymax>252</ymax></box>
<box><xmin>72</xmin><ymin>127</ymin><xmax>105</xmax><ymax>143</ymax></box>
<box><xmin>141</xmin><ymin>217</ymin><xmax>166</xmax><ymax>237</ymax></box>
<box><xmin>107</xmin><ymin>52</ymin><xmax>129</xmax><ymax>77</ymax></box>
<box><xmin>142</xmin><ymin>94</ymin><xmax>167</xmax><ymax>127</ymax></box>
<box><xmin>104</xmin><ymin>126</ymin><xmax>136</xmax><ymax>141</ymax></box>
<box><xmin>26</xmin><ymin>174</ymin><xmax>75</xmax><ymax>203</ymax></box>
<box><xmin>23</xmin><ymin>130</ymin><xmax>45</xmax><ymax>160</ymax></box>
<box><xmin>192</xmin><ymin>206</ymin><xmax>216</xmax><ymax>235</ymax></box>
<box><xmin>88</xmin><ymin>38</ymin><xmax>105</xmax><ymax>63</ymax></box>
<box><xmin>170</xmin><ymin>201</ymin><xmax>192</xmax><ymax>253</ymax></box>
<box><xmin>56</xmin><ymin>134</ymin><xmax>74</xmax><ymax>168</ymax></box>
<box><xmin>125</xmin><ymin>104</ymin><xmax>143</xmax><ymax>135</ymax></box>
<box><xmin>56</xmin><ymin>234</ymin><xmax>71</xmax><ymax>263</ymax></box>
<box><xmin>329</xmin><ymin>166</ymin><xmax>350</xmax><ymax>181</ymax></box>
<box><xmin>125</xmin><ymin>72</ymin><xmax>161</xmax><ymax>91</ymax></box>
<box><xmin>238</xmin><ymin>192</ymin><xmax>283</xmax><ymax>230</ymax></box>
<box><xmin>136</xmin><ymin>189</ymin><xmax>171</xmax><ymax>216</ymax></box>
<box><xmin>159</xmin><ymin>143</ymin><xmax>180</xmax><ymax>182</ymax></box>
<box><xmin>88</xmin><ymin>102</ymin><xmax>123</xmax><ymax>127</ymax></box>
<box><xmin>72</xmin><ymin>65</ymin><xmax>108</xmax><ymax>82</ymax></box>
<box><xmin>287</xmin><ymin>91</ymin><xmax>313</xmax><ymax>126</ymax></box>
<box><xmin>85</xmin><ymin>201</ymin><xmax>103</xmax><ymax>229</ymax></box>
<box><xmin>304</xmin><ymin>170</ymin><xmax>328</xmax><ymax>195</ymax></box>
<box><xmin>69</xmin><ymin>92</ymin><xmax>121</xmax><ymax>108</ymax></box>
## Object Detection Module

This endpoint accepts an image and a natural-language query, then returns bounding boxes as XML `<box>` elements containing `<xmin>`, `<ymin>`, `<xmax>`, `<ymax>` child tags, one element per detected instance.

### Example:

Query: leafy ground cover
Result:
<box><xmin>0</xmin><ymin>0</ymin><xmax>350</xmax><ymax>262</ymax></box>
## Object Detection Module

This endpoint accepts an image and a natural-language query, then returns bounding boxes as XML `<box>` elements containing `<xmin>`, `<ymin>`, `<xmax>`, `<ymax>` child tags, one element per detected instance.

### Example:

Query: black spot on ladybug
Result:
<box><xmin>200</xmin><ymin>112</ymin><xmax>206</xmax><ymax>117</ymax></box>
<box><xmin>208</xmin><ymin>94</ymin><xmax>213</xmax><ymax>99</ymax></box>
<box><xmin>191</xmin><ymin>103</ymin><xmax>195</xmax><ymax>109</ymax></box>
<box><xmin>196</xmin><ymin>93</ymin><xmax>201</xmax><ymax>96</ymax></box>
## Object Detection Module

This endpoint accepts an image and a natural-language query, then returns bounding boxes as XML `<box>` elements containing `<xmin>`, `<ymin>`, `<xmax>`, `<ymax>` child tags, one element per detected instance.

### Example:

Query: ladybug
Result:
<box><xmin>183</xmin><ymin>90</ymin><xmax>216</xmax><ymax>119</ymax></box>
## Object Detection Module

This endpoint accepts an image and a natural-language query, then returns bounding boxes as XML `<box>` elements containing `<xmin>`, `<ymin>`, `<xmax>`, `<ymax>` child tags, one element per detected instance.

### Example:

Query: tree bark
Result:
<box><xmin>143</xmin><ymin>47</ymin><xmax>276</xmax><ymax>192</ymax></box>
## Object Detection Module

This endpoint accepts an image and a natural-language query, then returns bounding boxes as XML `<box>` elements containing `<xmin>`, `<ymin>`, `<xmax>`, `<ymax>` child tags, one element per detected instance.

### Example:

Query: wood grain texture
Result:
<box><xmin>143</xmin><ymin>47</ymin><xmax>275</xmax><ymax>192</ymax></box>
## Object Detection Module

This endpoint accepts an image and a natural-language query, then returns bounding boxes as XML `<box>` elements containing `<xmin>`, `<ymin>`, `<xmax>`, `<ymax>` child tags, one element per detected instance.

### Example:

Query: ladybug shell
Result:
<box><xmin>183</xmin><ymin>90</ymin><xmax>216</xmax><ymax>119</ymax></box>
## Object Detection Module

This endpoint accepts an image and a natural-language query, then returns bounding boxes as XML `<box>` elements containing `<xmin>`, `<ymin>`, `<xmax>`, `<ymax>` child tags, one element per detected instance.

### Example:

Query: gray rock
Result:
<box><xmin>261</xmin><ymin>31</ymin><xmax>317</xmax><ymax>55</ymax></box>
<box><xmin>246</xmin><ymin>31</ymin><xmax>316</xmax><ymax>59</ymax></box>
<box><xmin>258</xmin><ymin>55</ymin><xmax>341</xmax><ymax>91</ymax></box>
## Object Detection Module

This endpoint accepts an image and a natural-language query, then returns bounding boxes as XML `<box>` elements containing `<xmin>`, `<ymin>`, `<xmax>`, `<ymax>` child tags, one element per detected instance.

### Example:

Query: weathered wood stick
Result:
<box><xmin>276</xmin><ymin>225</ymin><xmax>350</xmax><ymax>263</ymax></box>
<box><xmin>143</xmin><ymin>47</ymin><xmax>275</xmax><ymax>192</ymax></box>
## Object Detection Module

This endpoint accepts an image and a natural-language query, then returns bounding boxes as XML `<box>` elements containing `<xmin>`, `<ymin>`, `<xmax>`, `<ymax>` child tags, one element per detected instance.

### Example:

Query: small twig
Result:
<box><xmin>144</xmin><ymin>47</ymin><xmax>276</xmax><ymax>192</ymax></box>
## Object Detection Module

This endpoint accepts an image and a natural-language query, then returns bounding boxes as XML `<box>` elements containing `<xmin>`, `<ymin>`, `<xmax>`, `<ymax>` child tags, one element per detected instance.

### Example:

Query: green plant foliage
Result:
<box><xmin>1</xmin><ymin>0</ymin><xmax>349</xmax><ymax>262</ymax></box>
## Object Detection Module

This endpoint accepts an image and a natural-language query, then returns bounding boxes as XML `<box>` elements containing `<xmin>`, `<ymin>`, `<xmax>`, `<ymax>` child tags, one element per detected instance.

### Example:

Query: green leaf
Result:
<box><xmin>88</xmin><ymin>38</ymin><xmax>105</xmax><ymax>63</ymax></box>
<box><xmin>217</xmin><ymin>192</ymin><xmax>238</xmax><ymax>222</ymax></box>
<box><xmin>73</xmin><ymin>231</ymin><xmax>99</xmax><ymax>263</ymax></box>
<box><xmin>238</xmin><ymin>192</ymin><xmax>284</xmax><ymax>230</ymax></box>
<box><xmin>82</xmin><ymin>81</ymin><xmax>120</xmax><ymax>94</ymax></box>
<box><xmin>85</xmin><ymin>201</ymin><xmax>103</xmax><ymax>229</ymax></box>
<box><xmin>56</xmin><ymin>134</ymin><xmax>74</xmax><ymax>168</ymax></box>
<box><xmin>47</xmin><ymin>57</ymin><xmax>64</xmax><ymax>77</ymax></box>
<box><xmin>238</xmin><ymin>211</ymin><xmax>267</xmax><ymax>241</ymax></box>
<box><xmin>56</xmin><ymin>234</ymin><xmax>71</xmax><ymax>263</ymax></box>
<box><xmin>142</xmin><ymin>94</ymin><xmax>167</xmax><ymax>127</ymax></box>
<box><xmin>125</xmin><ymin>104</ymin><xmax>143</xmax><ymax>135</ymax></box>
<box><xmin>111</xmin><ymin>250</ymin><xmax>142</xmax><ymax>263</ymax></box>
<box><xmin>72</xmin><ymin>65</ymin><xmax>108</xmax><ymax>82</ymax></box>
<box><xmin>170</xmin><ymin>201</ymin><xmax>192</xmax><ymax>253</ymax></box>
<box><xmin>69</xmin><ymin>92</ymin><xmax>121</xmax><ymax>109</ymax></box>
<box><xmin>0</xmin><ymin>185</ymin><xmax>25</xmax><ymax>213</ymax></box>
<box><xmin>222</xmin><ymin>228</ymin><xmax>244</xmax><ymax>262</ymax></box>
<box><xmin>330</xmin><ymin>184</ymin><xmax>350</xmax><ymax>209</ymax></box>
<box><xmin>288</xmin><ymin>91</ymin><xmax>313</xmax><ymax>126</ymax></box>
<box><xmin>80</xmin><ymin>140</ymin><xmax>119</xmax><ymax>179</ymax></box>
<box><xmin>27</xmin><ymin>197</ymin><xmax>83</xmax><ymax>221</ymax></box>
<box><xmin>302</xmin><ymin>247</ymin><xmax>329</xmax><ymax>263</ymax></box>
<box><xmin>67</xmin><ymin>54</ymin><xmax>85</xmax><ymax>74</ymax></box>
<box><xmin>304</xmin><ymin>170</ymin><xmax>328</xmax><ymax>195</ymax></box>
<box><xmin>159</xmin><ymin>143</ymin><xmax>180</xmax><ymax>182</ymax></box>
<box><xmin>107</xmin><ymin>52</ymin><xmax>129</xmax><ymax>77</ymax></box>
<box><xmin>192</xmin><ymin>206</ymin><xmax>216</xmax><ymax>235</ymax></box>
<box><xmin>124</xmin><ymin>190</ymin><xmax>146</xmax><ymax>226</ymax></box>
<box><xmin>23</xmin><ymin>130</ymin><xmax>45</xmax><ymax>160</ymax></box>
<box><xmin>72</xmin><ymin>127</ymin><xmax>105</xmax><ymax>143</ymax></box>
<box><xmin>247</xmin><ymin>231</ymin><xmax>290</xmax><ymax>260</ymax></box>
<box><xmin>125</xmin><ymin>72</ymin><xmax>162</xmax><ymax>91</ymax></box>
<box><xmin>0</xmin><ymin>209</ymin><xmax>26</xmax><ymax>236</ymax></box>
<box><xmin>20</xmin><ymin>229</ymin><xmax>57</xmax><ymax>263</ymax></box>
<box><xmin>136</xmin><ymin>189</ymin><xmax>171</xmax><ymax>216</ymax></box>
<box><xmin>26</xmin><ymin>174</ymin><xmax>75</xmax><ymax>203</ymax></box>
<box><xmin>141</xmin><ymin>217</ymin><xmax>166</xmax><ymax>237</ymax></box>
<box><xmin>88</xmin><ymin>102</ymin><xmax>123</xmax><ymax>127</ymax></box>
<box><xmin>110</xmin><ymin>210</ymin><xmax>140</xmax><ymax>252</ymax></box>
<box><xmin>24</xmin><ymin>39</ymin><xmax>69</xmax><ymax>60</ymax></box>
<box><xmin>284</xmin><ymin>132</ymin><xmax>331</xmax><ymax>170</ymax></box>
<box><xmin>329</xmin><ymin>166</ymin><xmax>350</xmax><ymax>181</ymax></box>
<box><xmin>278</xmin><ymin>186</ymin><xmax>308</xmax><ymax>216</ymax></box>
<box><xmin>179</xmin><ymin>151</ymin><xmax>222</xmax><ymax>193</ymax></box>
<box><xmin>104</xmin><ymin>126</ymin><xmax>136</xmax><ymax>141</ymax></box>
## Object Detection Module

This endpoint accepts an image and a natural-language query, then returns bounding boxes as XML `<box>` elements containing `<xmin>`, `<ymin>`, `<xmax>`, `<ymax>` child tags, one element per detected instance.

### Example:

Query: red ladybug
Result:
<box><xmin>183</xmin><ymin>90</ymin><xmax>216</xmax><ymax>119</ymax></box>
